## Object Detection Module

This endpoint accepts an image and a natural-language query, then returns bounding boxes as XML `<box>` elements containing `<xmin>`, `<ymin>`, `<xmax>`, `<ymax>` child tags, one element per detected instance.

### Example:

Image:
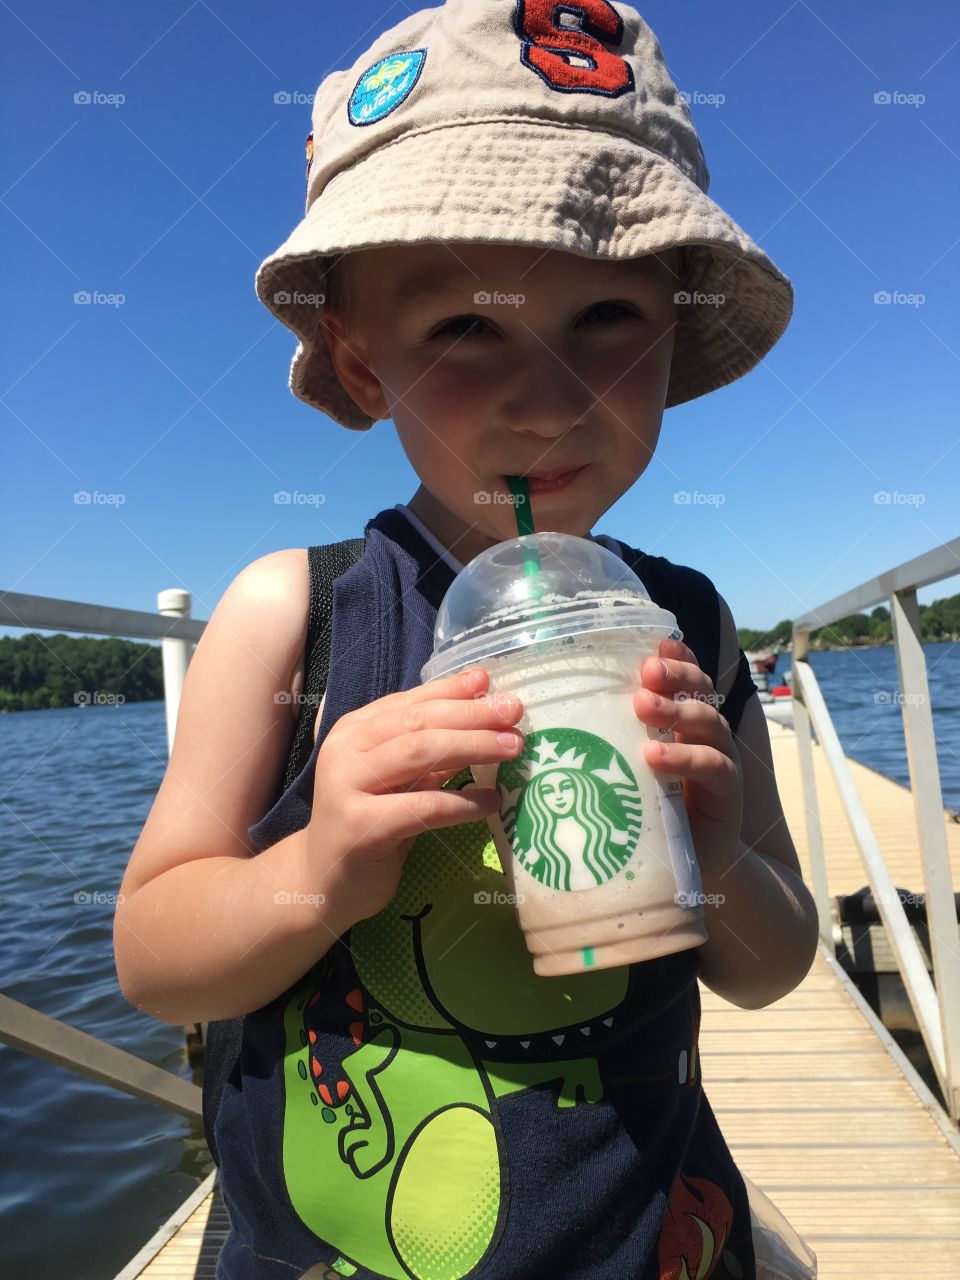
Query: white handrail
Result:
<box><xmin>794</xmin><ymin>660</ymin><xmax>945</xmax><ymax>1079</ymax></box>
<box><xmin>792</xmin><ymin>535</ymin><xmax>960</xmax><ymax>1123</ymax></box>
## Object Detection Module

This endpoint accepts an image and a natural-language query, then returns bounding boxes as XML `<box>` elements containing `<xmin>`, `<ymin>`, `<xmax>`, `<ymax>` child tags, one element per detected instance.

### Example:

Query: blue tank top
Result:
<box><xmin>213</xmin><ymin>506</ymin><xmax>759</xmax><ymax>1280</ymax></box>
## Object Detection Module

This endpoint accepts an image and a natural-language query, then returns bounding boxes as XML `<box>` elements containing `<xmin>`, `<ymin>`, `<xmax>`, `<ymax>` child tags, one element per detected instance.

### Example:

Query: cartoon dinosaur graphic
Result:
<box><xmin>281</xmin><ymin>766</ymin><xmax>631</xmax><ymax>1279</ymax></box>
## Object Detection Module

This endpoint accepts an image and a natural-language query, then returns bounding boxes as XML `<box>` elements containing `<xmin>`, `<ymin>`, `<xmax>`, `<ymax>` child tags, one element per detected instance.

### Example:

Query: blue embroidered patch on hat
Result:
<box><xmin>347</xmin><ymin>50</ymin><xmax>426</xmax><ymax>127</ymax></box>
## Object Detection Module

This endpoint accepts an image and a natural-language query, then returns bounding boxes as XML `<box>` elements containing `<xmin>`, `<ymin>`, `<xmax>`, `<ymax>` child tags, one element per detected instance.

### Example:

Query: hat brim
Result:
<box><xmin>254</xmin><ymin>119</ymin><xmax>793</xmax><ymax>429</ymax></box>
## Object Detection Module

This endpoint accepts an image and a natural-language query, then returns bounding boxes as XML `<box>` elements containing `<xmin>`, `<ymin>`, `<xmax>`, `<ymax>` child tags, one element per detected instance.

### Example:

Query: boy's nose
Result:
<box><xmin>498</xmin><ymin>349</ymin><xmax>595</xmax><ymax>438</ymax></box>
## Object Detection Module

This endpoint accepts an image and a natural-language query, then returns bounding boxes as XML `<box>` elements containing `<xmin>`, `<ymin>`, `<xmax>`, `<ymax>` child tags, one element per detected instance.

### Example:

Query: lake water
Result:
<box><xmin>1</xmin><ymin>640</ymin><xmax>957</xmax><ymax>1277</ymax></box>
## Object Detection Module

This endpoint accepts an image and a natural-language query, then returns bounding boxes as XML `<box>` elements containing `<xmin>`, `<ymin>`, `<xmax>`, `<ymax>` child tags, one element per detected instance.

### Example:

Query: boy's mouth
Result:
<box><xmin>503</xmin><ymin>465</ymin><xmax>586</xmax><ymax>494</ymax></box>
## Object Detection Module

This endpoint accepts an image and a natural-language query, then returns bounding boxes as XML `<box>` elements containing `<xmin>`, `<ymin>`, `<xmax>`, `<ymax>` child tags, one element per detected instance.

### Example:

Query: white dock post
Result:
<box><xmin>157</xmin><ymin>588</ymin><xmax>193</xmax><ymax>758</ymax></box>
<box><xmin>890</xmin><ymin>586</ymin><xmax>960</xmax><ymax>1123</ymax></box>
<box><xmin>792</xmin><ymin>626</ymin><xmax>834</xmax><ymax>951</ymax></box>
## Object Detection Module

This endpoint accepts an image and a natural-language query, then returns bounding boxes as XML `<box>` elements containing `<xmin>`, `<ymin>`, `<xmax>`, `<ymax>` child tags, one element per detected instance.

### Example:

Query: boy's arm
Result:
<box><xmin>114</xmin><ymin>826</ymin><xmax>355</xmax><ymax>1024</ymax></box>
<box><xmin>696</xmin><ymin>694</ymin><xmax>819</xmax><ymax>1009</ymax></box>
<box><xmin>113</xmin><ymin>549</ymin><xmax>354</xmax><ymax>1024</ymax></box>
<box><xmin>695</xmin><ymin>593</ymin><xmax>819</xmax><ymax>1009</ymax></box>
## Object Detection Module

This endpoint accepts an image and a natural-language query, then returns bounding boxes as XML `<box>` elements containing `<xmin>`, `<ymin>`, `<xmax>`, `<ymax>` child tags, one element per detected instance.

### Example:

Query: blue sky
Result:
<box><xmin>2</xmin><ymin>0</ymin><xmax>958</xmax><ymax>637</ymax></box>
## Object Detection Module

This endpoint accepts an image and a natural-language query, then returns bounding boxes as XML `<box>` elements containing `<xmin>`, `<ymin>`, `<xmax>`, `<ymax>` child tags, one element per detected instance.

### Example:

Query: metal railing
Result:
<box><xmin>790</xmin><ymin>537</ymin><xmax>960</xmax><ymax>1123</ymax></box>
<box><xmin>0</xmin><ymin>586</ymin><xmax>204</xmax><ymax>1111</ymax></box>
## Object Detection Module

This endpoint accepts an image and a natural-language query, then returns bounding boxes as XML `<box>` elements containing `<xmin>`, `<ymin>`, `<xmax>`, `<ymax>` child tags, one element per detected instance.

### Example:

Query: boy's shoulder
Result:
<box><xmin>614</xmin><ymin>539</ymin><xmax>722</xmax><ymax>597</ymax></box>
<box><xmin>229</xmin><ymin>547</ymin><xmax>313</xmax><ymax>723</ymax></box>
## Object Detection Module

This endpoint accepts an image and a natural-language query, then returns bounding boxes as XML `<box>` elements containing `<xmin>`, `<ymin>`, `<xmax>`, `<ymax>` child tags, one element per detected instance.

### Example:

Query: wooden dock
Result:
<box><xmin>117</xmin><ymin>718</ymin><xmax>960</xmax><ymax>1279</ymax></box>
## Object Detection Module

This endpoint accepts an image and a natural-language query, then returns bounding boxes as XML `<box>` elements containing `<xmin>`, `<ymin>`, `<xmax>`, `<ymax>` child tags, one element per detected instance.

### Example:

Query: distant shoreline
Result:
<box><xmin>746</xmin><ymin>637</ymin><xmax>958</xmax><ymax>655</ymax></box>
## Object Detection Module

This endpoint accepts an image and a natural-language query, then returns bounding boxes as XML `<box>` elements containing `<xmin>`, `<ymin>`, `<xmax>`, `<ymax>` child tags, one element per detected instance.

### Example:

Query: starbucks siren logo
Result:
<box><xmin>497</xmin><ymin>728</ymin><xmax>643</xmax><ymax>891</ymax></box>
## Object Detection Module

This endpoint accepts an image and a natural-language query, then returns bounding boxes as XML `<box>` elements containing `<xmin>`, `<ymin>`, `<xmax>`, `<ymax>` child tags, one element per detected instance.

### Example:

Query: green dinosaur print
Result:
<box><xmin>281</xmin><ymin>767</ymin><xmax>630</xmax><ymax>1279</ymax></box>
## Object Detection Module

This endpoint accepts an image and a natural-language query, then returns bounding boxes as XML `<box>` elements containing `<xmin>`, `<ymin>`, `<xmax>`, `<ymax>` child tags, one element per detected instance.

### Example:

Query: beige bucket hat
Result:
<box><xmin>255</xmin><ymin>0</ymin><xmax>793</xmax><ymax>430</ymax></box>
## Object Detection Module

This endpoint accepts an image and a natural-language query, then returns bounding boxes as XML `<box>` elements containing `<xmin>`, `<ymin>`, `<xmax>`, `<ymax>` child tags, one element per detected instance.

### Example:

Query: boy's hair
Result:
<box><xmin>255</xmin><ymin>0</ymin><xmax>793</xmax><ymax>429</ymax></box>
<box><xmin>319</xmin><ymin>254</ymin><xmax>359</xmax><ymax>340</ymax></box>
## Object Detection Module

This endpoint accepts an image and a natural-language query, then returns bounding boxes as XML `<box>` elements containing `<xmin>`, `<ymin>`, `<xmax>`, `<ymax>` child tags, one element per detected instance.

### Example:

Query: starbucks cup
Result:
<box><xmin>420</xmin><ymin>532</ymin><xmax>709</xmax><ymax>977</ymax></box>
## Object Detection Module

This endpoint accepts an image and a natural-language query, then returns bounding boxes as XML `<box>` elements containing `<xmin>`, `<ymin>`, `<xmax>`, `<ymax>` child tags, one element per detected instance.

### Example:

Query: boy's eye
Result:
<box><xmin>429</xmin><ymin>300</ymin><xmax>637</xmax><ymax>340</ymax></box>
<box><xmin>580</xmin><ymin>300</ymin><xmax>636</xmax><ymax>325</ymax></box>
<box><xmin>431</xmin><ymin>314</ymin><xmax>490</xmax><ymax>339</ymax></box>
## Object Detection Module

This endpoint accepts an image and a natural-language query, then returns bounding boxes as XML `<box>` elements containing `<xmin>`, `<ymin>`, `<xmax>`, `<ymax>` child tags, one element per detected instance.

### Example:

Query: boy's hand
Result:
<box><xmin>302</xmin><ymin>667</ymin><xmax>524</xmax><ymax>928</ymax></box>
<box><xmin>632</xmin><ymin>637</ymin><xmax>742</xmax><ymax>878</ymax></box>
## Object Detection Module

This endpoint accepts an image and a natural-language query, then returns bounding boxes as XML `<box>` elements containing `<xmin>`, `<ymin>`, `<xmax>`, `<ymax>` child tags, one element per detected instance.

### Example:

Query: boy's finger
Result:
<box><xmin>377</xmin><ymin>786</ymin><xmax>502</xmax><ymax>841</ymax></box>
<box><xmin>633</xmin><ymin>687</ymin><xmax>731</xmax><ymax>752</ymax></box>
<box><xmin>348</xmin><ymin>667</ymin><xmax>490</xmax><ymax>721</ymax></box>
<box><xmin>642</xmin><ymin>740</ymin><xmax>741</xmax><ymax>813</ymax></box>
<box><xmin>352</xmin><ymin>692</ymin><xmax>523</xmax><ymax>749</ymax></box>
<box><xmin>640</xmin><ymin>653</ymin><xmax>716</xmax><ymax>701</ymax></box>
<box><xmin>357</xmin><ymin>725</ymin><xmax>523</xmax><ymax>793</ymax></box>
<box><xmin>661</xmin><ymin>637</ymin><xmax>697</xmax><ymax>662</ymax></box>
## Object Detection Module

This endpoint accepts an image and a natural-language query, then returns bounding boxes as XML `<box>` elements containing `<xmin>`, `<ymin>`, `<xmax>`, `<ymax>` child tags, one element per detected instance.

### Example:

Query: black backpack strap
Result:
<box><xmin>282</xmin><ymin>537</ymin><xmax>367</xmax><ymax>790</ymax></box>
<box><xmin>201</xmin><ymin>536</ymin><xmax>366</xmax><ymax>1168</ymax></box>
<box><xmin>716</xmin><ymin>649</ymin><xmax>759</xmax><ymax>738</ymax></box>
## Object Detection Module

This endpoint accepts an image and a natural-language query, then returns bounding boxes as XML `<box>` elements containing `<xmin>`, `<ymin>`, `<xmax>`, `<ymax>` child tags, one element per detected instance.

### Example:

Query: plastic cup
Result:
<box><xmin>420</xmin><ymin>531</ymin><xmax>708</xmax><ymax>976</ymax></box>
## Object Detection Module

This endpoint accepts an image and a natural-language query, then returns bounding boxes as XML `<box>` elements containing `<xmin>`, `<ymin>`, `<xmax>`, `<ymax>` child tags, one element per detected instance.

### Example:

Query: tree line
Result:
<box><xmin>0</xmin><ymin>633</ymin><xmax>163</xmax><ymax>712</ymax></box>
<box><xmin>737</xmin><ymin>592</ymin><xmax>960</xmax><ymax>652</ymax></box>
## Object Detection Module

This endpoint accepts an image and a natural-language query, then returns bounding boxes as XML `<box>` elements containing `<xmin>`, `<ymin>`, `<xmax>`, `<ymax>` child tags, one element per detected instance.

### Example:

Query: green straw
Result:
<box><xmin>507</xmin><ymin>474</ymin><xmax>537</xmax><ymax>538</ymax></box>
<box><xmin>506</xmin><ymin>474</ymin><xmax>545</xmax><ymax>601</ymax></box>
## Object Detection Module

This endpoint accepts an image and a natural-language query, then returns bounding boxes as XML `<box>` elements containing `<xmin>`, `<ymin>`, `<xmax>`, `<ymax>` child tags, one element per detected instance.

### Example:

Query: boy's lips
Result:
<box><xmin>516</xmin><ymin>465</ymin><xmax>586</xmax><ymax>480</ymax></box>
<box><xmin>503</xmin><ymin>465</ymin><xmax>587</xmax><ymax>494</ymax></box>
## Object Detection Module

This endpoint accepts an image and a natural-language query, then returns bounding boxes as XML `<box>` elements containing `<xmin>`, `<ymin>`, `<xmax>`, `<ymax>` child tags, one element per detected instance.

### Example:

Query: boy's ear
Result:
<box><xmin>316</xmin><ymin>311</ymin><xmax>388</xmax><ymax>422</ymax></box>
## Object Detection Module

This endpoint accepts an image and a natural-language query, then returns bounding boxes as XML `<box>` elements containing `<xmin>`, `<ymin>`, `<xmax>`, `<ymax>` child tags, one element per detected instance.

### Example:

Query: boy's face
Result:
<box><xmin>321</xmin><ymin>241</ymin><xmax>680</xmax><ymax>565</ymax></box>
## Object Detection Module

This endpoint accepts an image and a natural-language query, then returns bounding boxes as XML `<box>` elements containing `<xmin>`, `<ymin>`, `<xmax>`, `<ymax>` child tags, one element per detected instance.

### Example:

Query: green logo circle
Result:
<box><xmin>496</xmin><ymin>727</ymin><xmax>643</xmax><ymax>891</ymax></box>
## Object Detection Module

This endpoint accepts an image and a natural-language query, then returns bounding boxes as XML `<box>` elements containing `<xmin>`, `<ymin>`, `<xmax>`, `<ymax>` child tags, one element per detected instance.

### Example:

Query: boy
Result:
<box><xmin>114</xmin><ymin>2</ymin><xmax>818</xmax><ymax>1277</ymax></box>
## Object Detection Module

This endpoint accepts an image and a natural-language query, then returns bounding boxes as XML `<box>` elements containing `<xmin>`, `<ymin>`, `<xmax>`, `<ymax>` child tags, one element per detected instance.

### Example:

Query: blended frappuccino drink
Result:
<box><xmin>420</xmin><ymin>531</ymin><xmax>708</xmax><ymax>977</ymax></box>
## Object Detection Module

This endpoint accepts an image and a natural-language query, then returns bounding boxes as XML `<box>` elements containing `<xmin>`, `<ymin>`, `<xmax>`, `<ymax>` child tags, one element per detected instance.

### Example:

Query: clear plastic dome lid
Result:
<box><xmin>420</xmin><ymin>531</ymin><xmax>681</xmax><ymax>682</ymax></box>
